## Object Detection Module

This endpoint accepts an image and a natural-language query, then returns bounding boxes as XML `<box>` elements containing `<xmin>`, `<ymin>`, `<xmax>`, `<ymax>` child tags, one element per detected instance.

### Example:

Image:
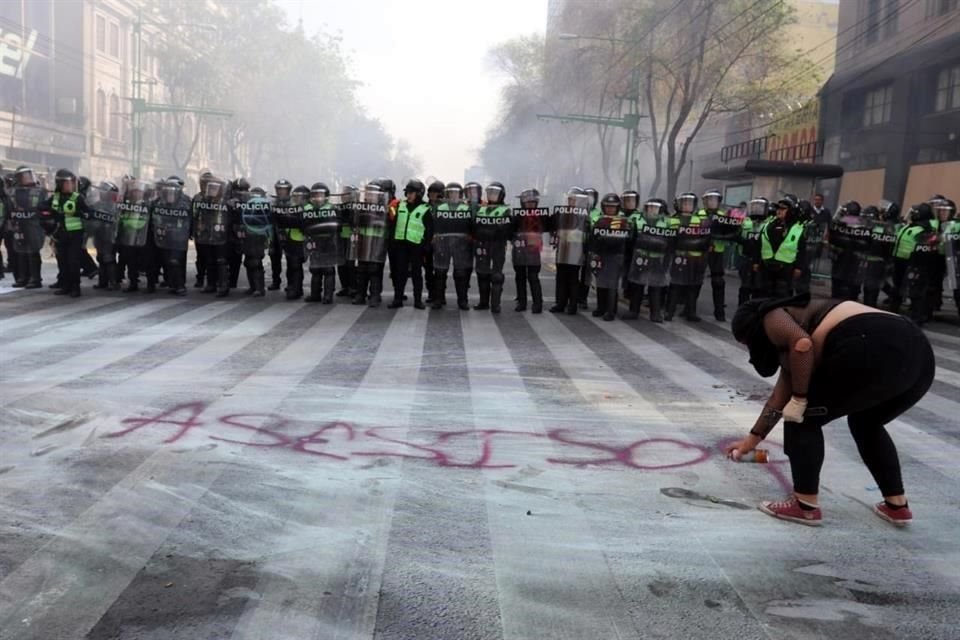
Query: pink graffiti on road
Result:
<box><xmin>107</xmin><ymin>402</ymin><xmax>714</xmax><ymax>471</ymax></box>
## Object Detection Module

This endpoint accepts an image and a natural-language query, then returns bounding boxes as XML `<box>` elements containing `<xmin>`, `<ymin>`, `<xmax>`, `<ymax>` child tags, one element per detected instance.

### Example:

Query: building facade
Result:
<box><xmin>819</xmin><ymin>0</ymin><xmax>960</xmax><ymax>208</ymax></box>
<box><xmin>1</xmin><ymin>0</ymin><xmax>240</xmax><ymax>188</ymax></box>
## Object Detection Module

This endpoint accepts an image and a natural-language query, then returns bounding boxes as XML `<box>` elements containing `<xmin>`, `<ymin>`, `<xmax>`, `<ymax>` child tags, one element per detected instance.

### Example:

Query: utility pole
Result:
<box><xmin>130</xmin><ymin>10</ymin><xmax>233</xmax><ymax>177</ymax></box>
<box><xmin>539</xmin><ymin>33</ymin><xmax>646</xmax><ymax>192</ymax></box>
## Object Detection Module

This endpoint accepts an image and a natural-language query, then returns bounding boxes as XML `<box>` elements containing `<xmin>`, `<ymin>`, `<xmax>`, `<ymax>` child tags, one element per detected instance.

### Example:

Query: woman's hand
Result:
<box><xmin>726</xmin><ymin>434</ymin><xmax>762</xmax><ymax>460</ymax></box>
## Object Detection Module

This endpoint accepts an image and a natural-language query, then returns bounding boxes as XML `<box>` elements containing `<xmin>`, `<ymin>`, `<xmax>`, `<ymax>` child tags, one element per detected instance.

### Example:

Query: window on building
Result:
<box><xmin>109</xmin><ymin>94</ymin><xmax>120</xmax><ymax>140</ymax></box>
<box><xmin>864</xmin><ymin>0</ymin><xmax>882</xmax><ymax>45</ymax></box>
<box><xmin>96</xmin><ymin>15</ymin><xmax>106</xmax><ymax>52</ymax></box>
<box><xmin>883</xmin><ymin>0</ymin><xmax>900</xmax><ymax>36</ymax></box>
<box><xmin>110</xmin><ymin>22</ymin><xmax>119</xmax><ymax>58</ymax></box>
<box><xmin>927</xmin><ymin>0</ymin><xmax>959</xmax><ymax>18</ymax></box>
<box><xmin>96</xmin><ymin>90</ymin><xmax>106</xmax><ymax>134</ymax></box>
<box><xmin>863</xmin><ymin>85</ymin><xmax>893</xmax><ymax>127</ymax></box>
<box><xmin>935</xmin><ymin>64</ymin><xmax>960</xmax><ymax>111</ymax></box>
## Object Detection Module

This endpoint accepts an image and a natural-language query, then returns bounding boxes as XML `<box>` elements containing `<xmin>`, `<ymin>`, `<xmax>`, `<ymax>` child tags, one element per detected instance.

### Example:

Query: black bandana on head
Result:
<box><xmin>731</xmin><ymin>293</ymin><xmax>810</xmax><ymax>377</ymax></box>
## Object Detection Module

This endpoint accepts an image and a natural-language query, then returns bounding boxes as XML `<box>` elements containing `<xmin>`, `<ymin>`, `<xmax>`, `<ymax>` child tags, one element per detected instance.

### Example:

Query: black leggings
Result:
<box><xmin>784</xmin><ymin>313</ymin><xmax>935</xmax><ymax>497</ymax></box>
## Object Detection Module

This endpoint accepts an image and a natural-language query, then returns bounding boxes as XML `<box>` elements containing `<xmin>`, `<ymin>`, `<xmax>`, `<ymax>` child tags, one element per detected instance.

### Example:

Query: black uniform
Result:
<box><xmin>512</xmin><ymin>197</ymin><xmax>550</xmax><ymax>314</ymax></box>
<box><xmin>43</xmin><ymin>190</ymin><xmax>91</xmax><ymax>297</ymax></box>
<box><xmin>551</xmin><ymin>197</ymin><xmax>591</xmax><ymax>314</ymax></box>
<box><xmin>8</xmin><ymin>184</ymin><xmax>47</xmax><ymax>289</ymax></box>
<box><xmin>232</xmin><ymin>193</ymin><xmax>272</xmax><ymax>297</ymax></box>
<box><xmin>149</xmin><ymin>184</ymin><xmax>192</xmax><ymax>295</ymax></box>
<box><xmin>272</xmin><ymin>196</ymin><xmax>306</xmax><ymax>300</ymax></box>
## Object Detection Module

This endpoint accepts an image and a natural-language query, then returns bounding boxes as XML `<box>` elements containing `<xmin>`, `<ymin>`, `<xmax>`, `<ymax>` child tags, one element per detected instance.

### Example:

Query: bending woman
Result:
<box><xmin>727</xmin><ymin>294</ymin><xmax>935</xmax><ymax>527</ymax></box>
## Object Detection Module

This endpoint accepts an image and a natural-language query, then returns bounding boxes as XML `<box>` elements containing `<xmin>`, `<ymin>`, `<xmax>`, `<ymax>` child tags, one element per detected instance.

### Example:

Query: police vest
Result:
<box><xmin>394</xmin><ymin>202</ymin><xmax>429</xmax><ymax>244</ymax></box>
<box><xmin>894</xmin><ymin>225</ymin><xmax>925</xmax><ymax>260</ymax></box>
<box><xmin>761</xmin><ymin>222</ymin><xmax>804</xmax><ymax>264</ymax></box>
<box><xmin>53</xmin><ymin>192</ymin><xmax>83</xmax><ymax>232</ymax></box>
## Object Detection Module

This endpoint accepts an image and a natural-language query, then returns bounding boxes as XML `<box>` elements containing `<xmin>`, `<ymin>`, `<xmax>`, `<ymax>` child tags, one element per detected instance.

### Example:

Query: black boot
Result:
<box><xmin>603</xmin><ymin>290</ymin><xmax>618</xmax><ymax>321</ymax></box>
<box><xmin>592</xmin><ymin>289</ymin><xmax>606</xmax><ymax>318</ymax></box>
<box><xmin>665</xmin><ymin>285</ymin><xmax>680</xmax><ymax>321</ymax></box>
<box><xmin>367</xmin><ymin>269</ymin><xmax>382</xmax><ymax>308</ymax></box>
<box><xmin>251</xmin><ymin>267</ymin><xmax>265</xmax><ymax>297</ymax></box>
<box><xmin>474</xmin><ymin>277</ymin><xmax>490</xmax><ymax>310</ymax></box>
<box><xmin>530</xmin><ymin>276</ymin><xmax>543</xmax><ymax>314</ymax></box>
<box><xmin>244</xmin><ymin>266</ymin><xmax>256</xmax><ymax>295</ymax></box>
<box><xmin>650</xmin><ymin>287</ymin><xmax>664</xmax><ymax>323</ymax></box>
<box><xmin>737</xmin><ymin>286</ymin><xmax>750</xmax><ymax>307</ymax></box>
<box><xmin>170</xmin><ymin>266</ymin><xmax>186</xmax><ymax>296</ymax></box>
<box><xmin>352</xmin><ymin>268</ymin><xmax>368</xmax><ymax>305</ymax></box>
<box><xmin>685</xmin><ymin>287</ymin><xmax>702</xmax><ymax>322</ymax></box>
<box><xmin>389</xmin><ymin>288</ymin><xmax>404</xmax><ymax>308</ymax></box>
<box><xmin>712</xmin><ymin>282</ymin><xmax>726</xmax><ymax>321</ymax></box>
<box><xmin>432</xmin><ymin>272</ymin><xmax>447</xmax><ymax>310</ymax></box>
<box><xmin>623</xmin><ymin>286</ymin><xmax>642</xmax><ymax>320</ymax></box>
<box><xmin>490</xmin><ymin>277</ymin><xmax>503</xmax><ymax>314</ymax></box>
<box><xmin>455</xmin><ymin>273</ymin><xmax>470</xmax><ymax>311</ymax></box>
<box><xmin>322</xmin><ymin>272</ymin><xmax>336</xmax><ymax>304</ymax></box>
<box><xmin>94</xmin><ymin>264</ymin><xmax>110</xmax><ymax>289</ymax></box>
<box><xmin>515</xmin><ymin>271</ymin><xmax>527</xmax><ymax>312</ymax></box>
<box><xmin>286</xmin><ymin>265</ymin><xmax>303</xmax><ymax>300</ymax></box>
<box><xmin>305</xmin><ymin>272</ymin><xmax>323</xmax><ymax>302</ymax></box>
<box><xmin>217</xmin><ymin>265</ymin><xmax>230</xmax><ymax>297</ymax></box>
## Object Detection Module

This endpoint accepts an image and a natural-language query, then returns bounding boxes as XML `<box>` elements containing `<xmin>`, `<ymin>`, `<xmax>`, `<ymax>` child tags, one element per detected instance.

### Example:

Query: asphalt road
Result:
<box><xmin>1</xmin><ymin>258</ymin><xmax>959</xmax><ymax>639</ymax></box>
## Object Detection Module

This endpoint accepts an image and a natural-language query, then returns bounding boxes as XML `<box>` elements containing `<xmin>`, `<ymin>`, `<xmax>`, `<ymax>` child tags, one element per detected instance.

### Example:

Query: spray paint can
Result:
<box><xmin>736</xmin><ymin>449</ymin><xmax>768</xmax><ymax>463</ymax></box>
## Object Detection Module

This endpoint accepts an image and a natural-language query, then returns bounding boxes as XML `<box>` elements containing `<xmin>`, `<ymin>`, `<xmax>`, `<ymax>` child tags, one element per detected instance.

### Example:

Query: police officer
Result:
<box><xmin>192</xmin><ymin>170</ymin><xmax>214</xmax><ymax>289</ymax></box>
<box><xmin>388</xmin><ymin>179</ymin><xmax>431</xmax><ymax>309</ymax></box>
<box><xmin>938</xmin><ymin>199</ymin><xmax>960</xmax><ymax>316</ymax></box>
<box><xmin>8</xmin><ymin>167</ymin><xmax>47</xmax><ymax>289</ymax></box>
<box><xmin>423</xmin><ymin>180</ymin><xmax>445</xmax><ymax>304</ymax></box>
<box><xmin>828</xmin><ymin>200</ymin><xmax>869</xmax><ymax>300</ymax></box>
<box><xmin>589</xmin><ymin>193</ymin><xmax>630</xmax><ymax>321</ymax></box>
<box><xmin>431</xmin><ymin>182</ymin><xmax>474</xmax><ymax>310</ymax></box>
<box><xmin>474</xmin><ymin>182</ymin><xmax>512</xmax><ymax>313</ymax></box>
<box><xmin>149</xmin><ymin>178</ymin><xmax>192</xmax><ymax>296</ymax></box>
<box><xmin>275</xmin><ymin>184</ymin><xmax>307</xmax><ymax>300</ymax></box>
<box><xmin>194</xmin><ymin>176</ymin><xmax>231</xmax><ymax>297</ymax></box>
<box><xmin>666</xmin><ymin>192</ymin><xmax>711</xmax><ymax>322</ymax></box>
<box><xmin>737</xmin><ymin>198</ymin><xmax>768</xmax><ymax>305</ymax></box>
<box><xmin>620</xmin><ymin>189</ymin><xmax>641</xmax><ymax>315</ymax></box>
<box><xmin>43</xmin><ymin>169</ymin><xmax>90</xmax><ymax>297</ymax></box>
<box><xmin>116</xmin><ymin>177</ymin><xmax>151</xmax><ymax>292</ymax></box>
<box><xmin>625</xmin><ymin>197</ymin><xmax>675</xmax><ymax>323</ymax></box>
<box><xmin>336</xmin><ymin>185</ymin><xmax>358</xmax><ymax>299</ymax></box>
<box><xmin>862</xmin><ymin>205</ymin><xmax>897</xmax><ymax>308</ymax></box>
<box><xmin>576</xmin><ymin>187</ymin><xmax>601</xmax><ymax>309</ymax></box>
<box><xmin>513</xmin><ymin>188</ymin><xmax>548</xmax><ymax>314</ymax></box>
<box><xmin>0</xmin><ymin>176</ymin><xmax>9</xmax><ymax>281</ymax></box>
<box><xmin>302</xmin><ymin>182</ymin><xmax>342</xmax><ymax>304</ymax></box>
<box><xmin>352</xmin><ymin>182</ymin><xmax>390</xmax><ymax>307</ymax></box>
<box><xmin>760</xmin><ymin>195</ymin><xmax>806</xmax><ymax>299</ymax></box>
<box><xmin>268</xmin><ymin>179</ymin><xmax>292</xmax><ymax>291</ymax></box>
<box><xmin>703</xmin><ymin>188</ymin><xmax>740</xmax><ymax>321</ymax></box>
<box><xmin>239</xmin><ymin>185</ymin><xmax>271</xmax><ymax>297</ymax></box>
<box><xmin>890</xmin><ymin>203</ymin><xmax>939</xmax><ymax>325</ymax></box>
<box><xmin>550</xmin><ymin>186</ymin><xmax>591</xmax><ymax>314</ymax></box>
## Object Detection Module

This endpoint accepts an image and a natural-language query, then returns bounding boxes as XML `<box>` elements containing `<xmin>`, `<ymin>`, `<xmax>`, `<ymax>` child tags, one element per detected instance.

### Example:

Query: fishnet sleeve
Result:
<box><xmin>762</xmin><ymin>308</ymin><xmax>814</xmax><ymax>397</ymax></box>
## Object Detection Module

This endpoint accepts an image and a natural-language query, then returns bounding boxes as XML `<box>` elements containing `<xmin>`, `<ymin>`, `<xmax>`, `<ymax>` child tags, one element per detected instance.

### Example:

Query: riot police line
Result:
<box><xmin>0</xmin><ymin>165</ymin><xmax>957</xmax><ymax>327</ymax></box>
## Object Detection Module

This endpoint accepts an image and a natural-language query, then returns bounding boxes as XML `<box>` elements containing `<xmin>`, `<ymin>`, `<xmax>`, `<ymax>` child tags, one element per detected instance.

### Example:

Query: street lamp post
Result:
<box><xmin>538</xmin><ymin>33</ymin><xmax>646</xmax><ymax>191</ymax></box>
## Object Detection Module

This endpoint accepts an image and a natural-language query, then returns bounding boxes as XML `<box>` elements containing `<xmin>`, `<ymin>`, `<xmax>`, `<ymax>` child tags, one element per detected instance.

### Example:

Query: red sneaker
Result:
<box><xmin>759</xmin><ymin>496</ymin><xmax>822</xmax><ymax>527</ymax></box>
<box><xmin>874</xmin><ymin>502</ymin><xmax>912</xmax><ymax>527</ymax></box>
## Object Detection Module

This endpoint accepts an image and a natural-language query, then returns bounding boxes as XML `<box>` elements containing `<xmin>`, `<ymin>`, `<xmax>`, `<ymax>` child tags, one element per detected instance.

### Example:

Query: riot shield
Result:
<box><xmin>709</xmin><ymin>209</ymin><xmax>743</xmax><ymax>243</ymax></box>
<box><xmin>235</xmin><ymin>195</ymin><xmax>272</xmax><ymax>258</ymax></box>
<box><xmin>832</xmin><ymin>214</ymin><xmax>870</xmax><ymax>291</ymax></box>
<box><xmin>151</xmin><ymin>201</ymin><xmax>191</xmax><ymax>251</ymax></box>
<box><xmin>590</xmin><ymin>217</ymin><xmax>630</xmax><ymax>288</ymax></box>
<box><xmin>116</xmin><ymin>180</ymin><xmax>151</xmax><ymax>248</ymax></box>
<box><xmin>554</xmin><ymin>194</ymin><xmax>591</xmax><ymax>266</ymax></box>
<box><xmin>670</xmin><ymin>218</ymin><xmax>711</xmax><ymax>286</ymax></box>
<box><xmin>303</xmin><ymin>203</ymin><xmax>343</xmax><ymax>270</ymax></box>
<box><xmin>628</xmin><ymin>218</ymin><xmax>676</xmax><ymax>287</ymax></box>
<box><xmin>864</xmin><ymin>222</ymin><xmax>897</xmax><ymax>290</ymax></box>
<box><xmin>353</xmin><ymin>188</ymin><xmax>388</xmax><ymax>264</ymax></box>
<box><xmin>432</xmin><ymin>199</ymin><xmax>474</xmax><ymax>271</ymax></box>
<box><xmin>512</xmin><ymin>207</ymin><xmax>550</xmax><ymax>267</ymax></box>
<box><xmin>83</xmin><ymin>185</ymin><xmax>119</xmax><ymax>258</ymax></box>
<box><xmin>9</xmin><ymin>186</ymin><xmax>46</xmax><ymax>253</ymax></box>
<box><xmin>943</xmin><ymin>223</ymin><xmax>960</xmax><ymax>293</ymax></box>
<box><xmin>194</xmin><ymin>181</ymin><xmax>229</xmax><ymax>246</ymax></box>
<box><xmin>474</xmin><ymin>206</ymin><xmax>512</xmax><ymax>275</ymax></box>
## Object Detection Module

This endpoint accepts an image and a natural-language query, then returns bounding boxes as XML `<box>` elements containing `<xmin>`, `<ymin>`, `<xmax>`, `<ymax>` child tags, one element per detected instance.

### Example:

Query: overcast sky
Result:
<box><xmin>274</xmin><ymin>0</ymin><xmax>548</xmax><ymax>182</ymax></box>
